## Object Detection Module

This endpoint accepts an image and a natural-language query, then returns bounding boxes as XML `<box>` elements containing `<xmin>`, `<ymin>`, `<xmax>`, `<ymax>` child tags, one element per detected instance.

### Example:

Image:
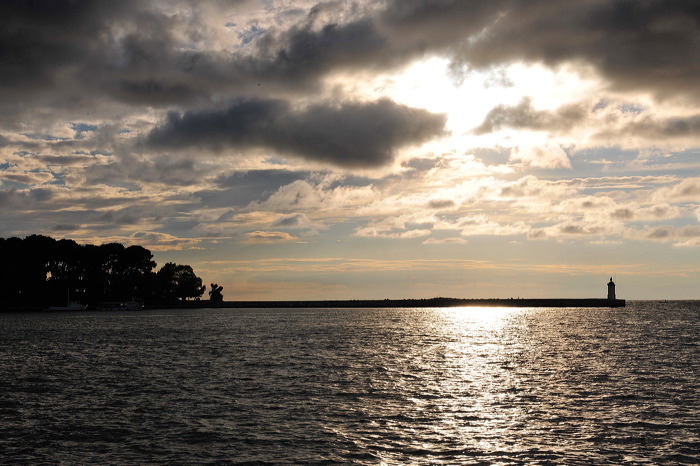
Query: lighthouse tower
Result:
<box><xmin>607</xmin><ymin>277</ymin><xmax>616</xmax><ymax>300</ymax></box>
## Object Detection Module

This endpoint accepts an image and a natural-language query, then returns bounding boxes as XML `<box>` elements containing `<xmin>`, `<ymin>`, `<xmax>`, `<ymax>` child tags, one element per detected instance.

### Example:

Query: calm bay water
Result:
<box><xmin>1</xmin><ymin>301</ymin><xmax>699</xmax><ymax>464</ymax></box>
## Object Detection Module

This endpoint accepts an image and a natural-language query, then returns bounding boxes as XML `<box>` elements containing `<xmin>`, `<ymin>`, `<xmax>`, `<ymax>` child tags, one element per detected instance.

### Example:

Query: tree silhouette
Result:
<box><xmin>157</xmin><ymin>262</ymin><xmax>205</xmax><ymax>302</ymax></box>
<box><xmin>209</xmin><ymin>283</ymin><xmax>224</xmax><ymax>302</ymax></box>
<box><xmin>0</xmin><ymin>235</ymin><xmax>205</xmax><ymax>309</ymax></box>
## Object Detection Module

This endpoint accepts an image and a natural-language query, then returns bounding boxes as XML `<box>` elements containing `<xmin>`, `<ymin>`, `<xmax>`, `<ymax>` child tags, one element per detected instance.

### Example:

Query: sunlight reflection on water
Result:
<box><xmin>1</xmin><ymin>302</ymin><xmax>699</xmax><ymax>464</ymax></box>
<box><xmin>434</xmin><ymin>307</ymin><xmax>532</xmax><ymax>458</ymax></box>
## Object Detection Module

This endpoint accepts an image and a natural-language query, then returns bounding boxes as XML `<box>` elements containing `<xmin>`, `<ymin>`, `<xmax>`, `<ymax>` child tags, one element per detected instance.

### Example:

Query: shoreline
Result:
<box><xmin>177</xmin><ymin>297</ymin><xmax>627</xmax><ymax>309</ymax></box>
<box><xmin>2</xmin><ymin>297</ymin><xmax>628</xmax><ymax>312</ymax></box>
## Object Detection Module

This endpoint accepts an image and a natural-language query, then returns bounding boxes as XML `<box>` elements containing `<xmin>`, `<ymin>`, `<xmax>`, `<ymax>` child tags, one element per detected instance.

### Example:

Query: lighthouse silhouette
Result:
<box><xmin>607</xmin><ymin>277</ymin><xmax>616</xmax><ymax>300</ymax></box>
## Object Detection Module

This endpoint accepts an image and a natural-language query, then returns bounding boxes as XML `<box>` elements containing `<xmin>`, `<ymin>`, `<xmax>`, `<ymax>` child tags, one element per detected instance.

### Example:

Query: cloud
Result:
<box><xmin>445</xmin><ymin>0</ymin><xmax>700</xmax><ymax>102</ymax></box>
<box><xmin>247</xmin><ymin>177</ymin><xmax>377</xmax><ymax>214</ymax></box>
<box><xmin>272</xmin><ymin>213</ymin><xmax>326</xmax><ymax>231</ymax></box>
<box><xmin>529</xmin><ymin>220</ymin><xmax>616</xmax><ymax>241</ymax></box>
<box><xmin>630</xmin><ymin>224</ymin><xmax>700</xmax><ymax>247</ymax></box>
<box><xmin>3</xmin><ymin>0</ymin><xmax>700</xmax><ymax>117</ymax></box>
<box><xmin>475</xmin><ymin>98</ymin><xmax>587</xmax><ymax>135</ymax></box>
<box><xmin>146</xmin><ymin>98</ymin><xmax>447</xmax><ymax>168</ymax></box>
<box><xmin>473</xmin><ymin>97</ymin><xmax>700</xmax><ymax>152</ymax></box>
<box><xmin>353</xmin><ymin>213</ymin><xmax>433</xmax><ymax>239</ymax></box>
<box><xmin>354</xmin><ymin>211</ymin><xmax>531</xmax><ymax>241</ymax></box>
<box><xmin>242</xmin><ymin>230</ymin><xmax>301</xmax><ymax>244</ymax></box>
<box><xmin>632</xmin><ymin>115</ymin><xmax>700</xmax><ymax>139</ymax></box>
<box><xmin>652</xmin><ymin>177</ymin><xmax>700</xmax><ymax>202</ymax></box>
<box><xmin>457</xmin><ymin>216</ymin><xmax>531</xmax><ymax>237</ymax></box>
<box><xmin>74</xmin><ymin>231</ymin><xmax>203</xmax><ymax>251</ymax></box>
<box><xmin>0</xmin><ymin>170</ymin><xmax>55</xmax><ymax>185</ymax></box>
<box><xmin>200</xmin><ymin>256</ymin><xmax>639</xmax><ymax>276</ymax></box>
<box><xmin>252</xmin><ymin>17</ymin><xmax>389</xmax><ymax>86</ymax></box>
<box><xmin>354</xmin><ymin>227</ymin><xmax>432</xmax><ymax>239</ymax></box>
<box><xmin>95</xmin><ymin>205</ymin><xmax>167</xmax><ymax>226</ymax></box>
<box><xmin>510</xmin><ymin>144</ymin><xmax>572</xmax><ymax>169</ymax></box>
<box><xmin>125</xmin><ymin>231</ymin><xmax>203</xmax><ymax>251</ymax></box>
<box><xmin>427</xmin><ymin>199</ymin><xmax>455</xmax><ymax>209</ymax></box>
<box><xmin>589</xmin><ymin>111</ymin><xmax>700</xmax><ymax>147</ymax></box>
<box><xmin>422</xmin><ymin>237</ymin><xmax>467</xmax><ymax>245</ymax></box>
<box><xmin>0</xmin><ymin>1</ymin><xmax>134</xmax><ymax>89</ymax></box>
<box><xmin>499</xmin><ymin>175</ymin><xmax>577</xmax><ymax>200</ymax></box>
<box><xmin>85</xmin><ymin>153</ymin><xmax>209</xmax><ymax>187</ymax></box>
<box><xmin>52</xmin><ymin>224</ymin><xmax>80</xmax><ymax>232</ymax></box>
<box><xmin>552</xmin><ymin>194</ymin><xmax>686</xmax><ymax>226</ymax></box>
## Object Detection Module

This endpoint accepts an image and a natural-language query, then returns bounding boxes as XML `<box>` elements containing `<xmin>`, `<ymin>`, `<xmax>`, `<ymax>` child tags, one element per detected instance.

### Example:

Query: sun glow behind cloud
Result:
<box><xmin>370</xmin><ymin>58</ymin><xmax>607</xmax><ymax>152</ymax></box>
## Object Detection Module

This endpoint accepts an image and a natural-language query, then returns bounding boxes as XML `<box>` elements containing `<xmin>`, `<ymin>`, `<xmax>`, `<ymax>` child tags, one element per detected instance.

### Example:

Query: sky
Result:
<box><xmin>1</xmin><ymin>0</ymin><xmax>699</xmax><ymax>300</ymax></box>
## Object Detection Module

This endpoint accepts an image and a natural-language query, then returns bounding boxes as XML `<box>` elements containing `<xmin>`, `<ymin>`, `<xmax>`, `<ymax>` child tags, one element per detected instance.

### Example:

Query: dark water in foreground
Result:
<box><xmin>1</xmin><ymin>301</ymin><xmax>699</xmax><ymax>464</ymax></box>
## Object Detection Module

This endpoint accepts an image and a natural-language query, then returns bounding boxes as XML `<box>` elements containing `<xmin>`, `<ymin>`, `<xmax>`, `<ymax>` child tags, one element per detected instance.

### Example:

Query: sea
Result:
<box><xmin>1</xmin><ymin>301</ymin><xmax>699</xmax><ymax>465</ymax></box>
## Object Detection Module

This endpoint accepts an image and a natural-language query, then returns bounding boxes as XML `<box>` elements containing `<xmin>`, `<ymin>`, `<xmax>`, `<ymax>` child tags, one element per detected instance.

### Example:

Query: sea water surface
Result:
<box><xmin>1</xmin><ymin>301</ymin><xmax>699</xmax><ymax>464</ymax></box>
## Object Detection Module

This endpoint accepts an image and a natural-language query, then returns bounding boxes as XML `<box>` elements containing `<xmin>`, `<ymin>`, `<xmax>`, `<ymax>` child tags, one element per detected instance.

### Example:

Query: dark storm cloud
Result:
<box><xmin>477</xmin><ymin>97</ymin><xmax>700</xmax><ymax>140</ymax></box>
<box><xmin>0</xmin><ymin>0</ymin><xmax>392</xmax><ymax>110</ymax></box>
<box><xmin>379</xmin><ymin>0</ymin><xmax>507</xmax><ymax>50</ymax></box>
<box><xmin>0</xmin><ymin>0</ymin><xmax>145</xmax><ymax>117</ymax></box>
<box><xmin>146</xmin><ymin>98</ymin><xmax>447</xmax><ymax>168</ymax></box>
<box><xmin>231</xmin><ymin>0</ymin><xmax>696</xmax><ymax>104</ymax></box>
<box><xmin>380</xmin><ymin>0</ymin><xmax>700</xmax><ymax>100</ymax></box>
<box><xmin>2</xmin><ymin>0</ymin><xmax>700</xmax><ymax>113</ymax></box>
<box><xmin>590</xmin><ymin>113</ymin><xmax>700</xmax><ymax>142</ymax></box>
<box><xmin>475</xmin><ymin>98</ymin><xmax>587</xmax><ymax>134</ymax></box>
<box><xmin>444</xmin><ymin>0</ymin><xmax>700</xmax><ymax>100</ymax></box>
<box><xmin>0</xmin><ymin>1</ymin><xmax>131</xmax><ymax>88</ymax></box>
<box><xmin>253</xmin><ymin>19</ymin><xmax>388</xmax><ymax>83</ymax></box>
<box><xmin>0</xmin><ymin>0</ymin><xmax>242</xmax><ymax>110</ymax></box>
<box><xmin>633</xmin><ymin>115</ymin><xmax>700</xmax><ymax>138</ymax></box>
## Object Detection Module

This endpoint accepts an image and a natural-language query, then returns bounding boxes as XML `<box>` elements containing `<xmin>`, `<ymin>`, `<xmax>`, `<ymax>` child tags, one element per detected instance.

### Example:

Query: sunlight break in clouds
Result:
<box><xmin>1</xmin><ymin>0</ymin><xmax>699</xmax><ymax>299</ymax></box>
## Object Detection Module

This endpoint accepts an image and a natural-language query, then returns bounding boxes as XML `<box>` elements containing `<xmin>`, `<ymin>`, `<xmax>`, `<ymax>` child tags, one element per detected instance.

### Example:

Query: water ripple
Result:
<box><xmin>1</xmin><ymin>301</ymin><xmax>699</xmax><ymax>464</ymax></box>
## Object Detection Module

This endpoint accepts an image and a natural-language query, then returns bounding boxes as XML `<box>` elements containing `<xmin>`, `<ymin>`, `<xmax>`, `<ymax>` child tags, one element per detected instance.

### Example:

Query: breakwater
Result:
<box><xmin>210</xmin><ymin>298</ymin><xmax>626</xmax><ymax>308</ymax></box>
<box><xmin>4</xmin><ymin>297</ymin><xmax>626</xmax><ymax>312</ymax></box>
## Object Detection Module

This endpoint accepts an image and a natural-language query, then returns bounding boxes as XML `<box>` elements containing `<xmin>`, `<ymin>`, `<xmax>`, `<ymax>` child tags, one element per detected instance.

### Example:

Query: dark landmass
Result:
<box><xmin>180</xmin><ymin>297</ymin><xmax>626</xmax><ymax>309</ymax></box>
<box><xmin>0</xmin><ymin>234</ymin><xmax>207</xmax><ymax>310</ymax></box>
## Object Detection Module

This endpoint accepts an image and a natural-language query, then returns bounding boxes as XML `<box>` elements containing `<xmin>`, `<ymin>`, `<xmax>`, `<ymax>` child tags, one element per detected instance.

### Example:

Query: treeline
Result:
<box><xmin>0</xmin><ymin>235</ymin><xmax>208</xmax><ymax>309</ymax></box>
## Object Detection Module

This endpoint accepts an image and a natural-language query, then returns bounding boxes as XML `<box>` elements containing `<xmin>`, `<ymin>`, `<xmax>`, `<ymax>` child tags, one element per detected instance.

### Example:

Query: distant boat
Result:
<box><xmin>98</xmin><ymin>300</ymin><xmax>144</xmax><ymax>311</ymax></box>
<box><xmin>47</xmin><ymin>300</ymin><xmax>87</xmax><ymax>311</ymax></box>
<box><xmin>47</xmin><ymin>291</ymin><xmax>87</xmax><ymax>311</ymax></box>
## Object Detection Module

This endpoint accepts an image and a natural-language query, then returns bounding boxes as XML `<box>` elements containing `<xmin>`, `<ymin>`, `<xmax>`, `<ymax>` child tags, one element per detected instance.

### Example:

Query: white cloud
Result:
<box><xmin>510</xmin><ymin>143</ymin><xmax>572</xmax><ymax>169</ymax></box>
<box><xmin>457</xmin><ymin>215</ymin><xmax>531</xmax><ymax>237</ymax></box>
<box><xmin>248</xmin><ymin>178</ymin><xmax>377</xmax><ymax>214</ymax></box>
<box><xmin>652</xmin><ymin>177</ymin><xmax>700</xmax><ymax>202</ymax></box>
